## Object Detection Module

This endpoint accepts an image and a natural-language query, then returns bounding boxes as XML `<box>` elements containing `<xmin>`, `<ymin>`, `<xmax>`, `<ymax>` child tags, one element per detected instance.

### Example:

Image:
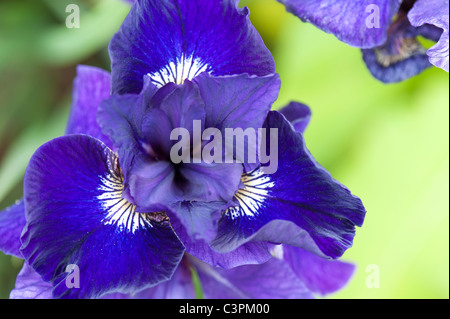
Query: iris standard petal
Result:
<box><xmin>212</xmin><ymin>111</ymin><xmax>366</xmax><ymax>260</ymax></box>
<box><xmin>408</xmin><ymin>0</ymin><xmax>449</xmax><ymax>72</ymax></box>
<box><xmin>278</xmin><ymin>0</ymin><xmax>401</xmax><ymax>48</ymax></box>
<box><xmin>193</xmin><ymin>73</ymin><xmax>281</xmax><ymax>172</ymax></box>
<box><xmin>99</xmin><ymin>79</ymin><xmax>245</xmax><ymax>208</ymax></box>
<box><xmin>194</xmin><ymin>73</ymin><xmax>280</xmax><ymax>132</ymax></box>
<box><xmin>0</xmin><ymin>200</ymin><xmax>26</xmax><ymax>258</ymax></box>
<box><xmin>11</xmin><ymin>258</ymin><xmax>196</xmax><ymax>299</ymax></box>
<box><xmin>65</xmin><ymin>65</ymin><xmax>114</xmax><ymax>148</ymax></box>
<box><xmin>109</xmin><ymin>0</ymin><xmax>275</xmax><ymax>94</ymax></box>
<box><xmin>20</xmin><ymin>135</ymin><xmax>185</xmax><ymax>298</ymax></box>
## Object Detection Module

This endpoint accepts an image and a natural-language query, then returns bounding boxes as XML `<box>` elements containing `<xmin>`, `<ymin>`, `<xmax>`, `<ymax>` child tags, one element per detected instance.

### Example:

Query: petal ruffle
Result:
<box><xmin>278</xmin><ymin>0</ymin><xmax>401</xmax><ymax>48</ymax></box>
<box><xmin>21</xmin><ymin>135</ymin><xmax>185</xmax><ymax>298</ymax></box>
<box><xmin>0</xmin><ymin>200</ymin><xmax>26</xmax><ymax>258</ymax></box>
<box><xmin>408</xmin><ymin>0</ymin><xmax>449</xmax><ymax>72</ymax></box>
<box><xmin>109</xmin><ymin>0</ymin><xmax>275</xmax><ymax>94</ymax></box>
<box><xmin>212</xmin><ymin>111</ymin><xmax>366</xmax><ymax>260</ymax></box>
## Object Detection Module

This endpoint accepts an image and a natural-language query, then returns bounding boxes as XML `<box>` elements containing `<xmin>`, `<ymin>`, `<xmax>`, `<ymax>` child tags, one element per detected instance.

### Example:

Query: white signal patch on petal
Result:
<box><xmin>226</xmin><ymin>168</ymin><xmax>275</xmax><ymax>220</ymax></box>
<box><xmin>97</xmin><ymin>174</ymin><xmax>162</xmax><ymax>234</ymax></box>
<box><xmin>148</xmin><ymin>54</ymin><xmax>209</xmax><ymax>87</ymax></box>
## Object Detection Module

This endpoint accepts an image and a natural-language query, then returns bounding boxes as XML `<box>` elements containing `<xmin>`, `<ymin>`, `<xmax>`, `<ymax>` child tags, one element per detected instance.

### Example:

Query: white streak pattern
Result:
<box><xmin>97</xmin><ymin>174</ymin><xmax>154</xmax><ymax>234</ymax></box>
<box><xmin>147</xmin><ymin>54</ymin><xmax>209</xmax><ymax>88</ymax></box>
<box><xmin>226</xmin><ymin>168</ymin><xmax>275</xmax><ymax>220</ymax></box>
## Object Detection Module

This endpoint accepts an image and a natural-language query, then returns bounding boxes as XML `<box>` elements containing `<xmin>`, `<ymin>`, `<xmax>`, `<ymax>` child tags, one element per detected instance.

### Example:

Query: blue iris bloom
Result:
<box><xmin>0</xmin><ymin>0</ymin><xmax>365</xmax><ymax>299</ymax></box>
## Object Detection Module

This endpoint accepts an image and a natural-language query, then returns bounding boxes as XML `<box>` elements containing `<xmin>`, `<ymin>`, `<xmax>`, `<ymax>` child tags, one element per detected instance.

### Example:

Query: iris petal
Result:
<box><xmin>283</xmin><ymin>245</ymin><xmax>355</xmax><ymax>295</ymax></box>
<box><xmin>278</xmin><ymin>102</ymin><xmax>312</xmax><ymax>134</ymax></box>
<box><xmin>10</xmin><ymin>263</ymin><xmax>53</xmax><ymax>299</ymax></box>
<box><xmin>278</xmin><ymin>0</ymin><xmax>400</xmax><ymax>48</ymax></box>
<box><xmin>170</xmin><ymin>213</ymin><xmax>272</xmax><ymax>269</ymax></box>
<box><xmin>212</xmin><ymin>111</ymin><xmax>366</xmax><ymax>260</ymax></box>
<box><xmin>109</xmin><ymin>0</ymin><xmax>275</xmax><ymax>94</ymax></box>
<box><xmin>66</xmin><ymin>65</ymin><xmax>113</xmax><ymax>148</ymax></box>
<box><xmin>0</xmin><ymin>200</ymin><xmax>26</xmax><ymax>258</ymax></box>
<box><xmin>408</xmin><ymin>0</ymin><xmax>449</xmax><ymax>72</ymax></box>
<box><xmin>190</xmin><ymin>255</ymin><xmax>313</xmax><ymax>299</ymax></box>
<box><xmin>362</xmin><ymin>14</ymin><xmax>434</xmax><ymax>83</ymax></box>
<box><xmin>21</xmin><ymin>135</ymin><xmax>185</xmax><ymax>298</ymax></box>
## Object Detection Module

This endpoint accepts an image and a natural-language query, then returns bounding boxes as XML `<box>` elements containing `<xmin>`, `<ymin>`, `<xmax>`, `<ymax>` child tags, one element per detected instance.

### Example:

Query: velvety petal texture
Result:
<box><xmin>212</xmin><ymin>111</ymin><xmax>366</xmax><ymax>260</ymax></box>
<box><xmin>21</xmin><ymin>135</ymin><xmax>185</xmax><ymax>298</ymax></box>
<box><xmin>191</xmin><ymin>255</ymin><xmax>313</xmax><ymax>299</ymax></box>
<box><xmin>65</xmin><ymin>65</ymin><xmax>113</xmax><ymax>148</ymax></box>
<box><xmin>0</xmin><ymin>200</ymin><xmax>26</xmax><ymax>258</ymax></box>
<box><xmin>109</xmin><ymin>0</ymin><xmax>275</xmax><ymax>94</ymax></box>
<box><xmin>408</xmin><ymin>0</ymin><xmax>449</xmax><ymax>72</ymax></box>
<box><xmin>278</xmin><ymin>0</ymin><xmax>401</xmax><ymax>48</ymax></box>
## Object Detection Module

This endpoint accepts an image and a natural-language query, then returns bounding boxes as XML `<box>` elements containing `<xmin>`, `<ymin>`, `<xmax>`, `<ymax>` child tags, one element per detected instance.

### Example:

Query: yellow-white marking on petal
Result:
<box><xmin>226</xmin><ymin>168</ymin><xmax>275</xmax><ymax>220</ymax></box>
<box><xmin>148</xmin><ymin>54</ymin><xmax>209</xmax><ymax>87</ymax></box>
<box><xmin>97</xmin><ymin>175</ymin><xmax>156</xmax><ymax>234</ymax></box>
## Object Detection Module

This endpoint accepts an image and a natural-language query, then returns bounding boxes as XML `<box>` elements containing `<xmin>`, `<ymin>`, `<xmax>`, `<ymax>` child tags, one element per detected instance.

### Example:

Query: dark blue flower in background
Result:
<box><xmin>277</xmin><ymin>0</ymin><xmax>449</xmax><ymax>82</ymax></box>
<box><xmin>0</xmin><ymin>0</ymin><xmax>367</xmax><ymax>299</ymax></box>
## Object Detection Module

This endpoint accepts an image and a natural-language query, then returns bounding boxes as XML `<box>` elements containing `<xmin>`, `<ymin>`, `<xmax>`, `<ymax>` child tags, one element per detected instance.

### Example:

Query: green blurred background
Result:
<box><xmin>0</xmin><ymin>0</ymin><xmax>448</xmax><ymax>299</ymax></box>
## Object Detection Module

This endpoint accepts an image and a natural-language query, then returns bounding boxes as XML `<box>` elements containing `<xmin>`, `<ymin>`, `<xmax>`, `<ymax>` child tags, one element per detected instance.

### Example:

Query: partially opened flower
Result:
<box><xmin>277</xmin><ymin>0</ymin><xmax>449</xmax><ymax>82</ymax></box>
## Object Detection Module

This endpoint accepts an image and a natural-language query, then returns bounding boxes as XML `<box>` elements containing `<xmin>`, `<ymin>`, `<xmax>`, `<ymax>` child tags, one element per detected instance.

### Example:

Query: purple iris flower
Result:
<box><xmin>9</xmin><ymin>245</ymin><xmax>355</xmax><ymax>299</ymax></box>
<box><xmin>278</xmin><ymin>0</ymin><xmax>449</xmax><ymax>82</ymax></box>
<box><xmin>1</xmin><ymin>68</ymin><xmax>357</xmax><ymax>299</ymax></box>
<box><xmin>0</xmin><ymin>0</ymin><xmax>366</xmax><ymax>299</ymax></box>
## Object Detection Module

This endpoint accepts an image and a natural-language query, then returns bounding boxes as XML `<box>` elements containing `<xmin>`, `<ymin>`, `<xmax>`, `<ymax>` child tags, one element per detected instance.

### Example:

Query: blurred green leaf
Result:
<box><xmin>35</xmin><ymin>0</ymin><xmax>130</xmax><ymax>66</ymax></box>
<box><xmin>0</xmin><ymin>99</ymin><xmax>70</xmax><ymax>204</ymax></box>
